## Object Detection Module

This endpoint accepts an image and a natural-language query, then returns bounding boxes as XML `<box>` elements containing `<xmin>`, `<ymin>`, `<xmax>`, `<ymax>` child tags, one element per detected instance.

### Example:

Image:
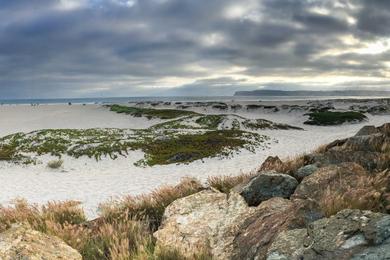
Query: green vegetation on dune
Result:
<box><xmin>0</xmin><ymin>128</ymin><xmax>269</xmax><ymax>166</ymax></box>
<box><xmin>139</xmin><ymin>130</ymin><xmax>268</xmax><ymax>166</ymax></box>
<box><xmin>151</xmin><ymin>114</ymin><xmax>303</xmax><ymax>131</ymax></box>
<box><xmin>107</xmin><ymin>104</ymin><xmax>198</xmax><ymax>119</ymax></box>
<box><xmin>0</xmin><ymin>106</ymin><xmax>303</xmax><ymax>166</ymax></box>
<box><xmin>304</xmin><ymin>111</ymin><xmax>367</xmax><ymax>125</ymax></box>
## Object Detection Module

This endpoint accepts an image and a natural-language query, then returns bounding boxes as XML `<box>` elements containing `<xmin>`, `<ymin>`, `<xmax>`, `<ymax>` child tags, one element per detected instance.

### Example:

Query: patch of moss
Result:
<box><xmin>304</xmin><ymin>111</ymin><xmax>367</xmax><ymax>126</ymax></box>
<box><xmin>107</xmin><ymin>104</ymin><xmax>198</xmax><ymax>119</ymax></box>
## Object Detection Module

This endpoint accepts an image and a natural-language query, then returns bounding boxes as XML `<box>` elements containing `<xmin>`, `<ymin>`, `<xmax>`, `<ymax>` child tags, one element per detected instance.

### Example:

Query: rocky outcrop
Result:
<box><xmin>355</xmin><ymin>125</ymin><xmax>379</xmax><ymax>136</ymax></box>
<box><xmin>232</xmin><ymin>198</ymin><xmax>323</xmax><ymax>260</ymax></box>
<box><xmin>267</xmin><ymin>209</ymin><xmax>390</xmax><ymax>260</ymax></box>
<box><xmin>154</xmin><ymin>190</ymin><xmax>322</xmax><ymax>260</ymax></box>
<box><xmin>154</xmin><ymin>123</ymin><xmax>390</xmax><ymax>260</ymax></box>
<box><xmin>308</xmin><ymin>123</ymin><xmax>390</xmax><ymax>171</ymax></box>
<box><xmin>234</xmin><ymin>172</ymin><xmax>298</xmax><ymax>206</ymax></box>
<box><xmin>0</xmin><ymin>224</ymin><xmax>82</xmax><ymax>260</ymax></box>
<box><xmin>154</xmin><ymin>189</ymin><xmax>256</xmax><ymax>259</ymax></box>
<box><xmin>292</xmin><ymin>163</ymin><xmax>371</xmax><ymax>201</ymax></box>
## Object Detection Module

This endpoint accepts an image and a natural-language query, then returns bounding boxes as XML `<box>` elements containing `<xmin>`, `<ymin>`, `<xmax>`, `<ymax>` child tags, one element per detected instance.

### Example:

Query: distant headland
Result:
<box><xmin>234</xmin><ymin>89</ymin><xmax>390</xmax><ymax>97</ymax></box>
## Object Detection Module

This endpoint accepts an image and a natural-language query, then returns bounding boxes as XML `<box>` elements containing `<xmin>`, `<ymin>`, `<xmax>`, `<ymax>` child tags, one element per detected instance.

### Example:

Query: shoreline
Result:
<box><xmin>1</xmin><ymin>99</ymin><xmax>390</xmax><ymax>218</ymax></box>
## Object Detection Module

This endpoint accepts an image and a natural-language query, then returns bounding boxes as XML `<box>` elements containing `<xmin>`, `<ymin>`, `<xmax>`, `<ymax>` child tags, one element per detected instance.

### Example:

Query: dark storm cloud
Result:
<box><xmin>0</xmin><ymin>0</ymin><xmax>388</xmax><ymax>98</ymax></box>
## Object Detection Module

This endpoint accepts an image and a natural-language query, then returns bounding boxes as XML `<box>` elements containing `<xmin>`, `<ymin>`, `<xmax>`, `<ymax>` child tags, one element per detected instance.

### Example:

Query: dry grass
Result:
<box><xmin>207</xmin><ymin>173</ymin><xmax>256</xmax><ymax>193</ymax></box>
<box><xmin>0</xmin><ymin>199</ymin><xmax>86</xmax><ymax>233</ymax></box>
<box><xmin>0</xmin><ymin>198</ymin><xmax>211</xmax><ymax>260</ymax></box>
<box><xmin>319</xmin><ymin>175</ymin><xmax>383</xmax><ymax>217</ymax></box>
<box><xmin>99</xmin><ymin>177</ymin><xmax>204</xmax><ymax>231</ymax></box>
<box><xmin>269</xmin><ymin>155</ymin><xmax>306</xmax><ymax>175</ymax></box>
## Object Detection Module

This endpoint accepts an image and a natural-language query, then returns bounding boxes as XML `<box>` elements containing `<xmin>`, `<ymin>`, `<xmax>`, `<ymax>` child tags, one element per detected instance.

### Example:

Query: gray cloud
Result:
<box><xmin>0</xmin><ymin>0</ymin><xmax>389</xmax><ymax>98</ymax></box>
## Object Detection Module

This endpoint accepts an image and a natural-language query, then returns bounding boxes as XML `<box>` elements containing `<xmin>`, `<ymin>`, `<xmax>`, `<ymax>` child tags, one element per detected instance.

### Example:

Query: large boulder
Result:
<box><xmin>267</xmin><ymin>209</ymin><xmax>390</xmax><ymax>260</ymax></box>
<box><xmin>0</xmin><ymin>224</ymin><xmax>82</xmax><ymax>260</ymax></box>
<box><xmin>154</xmin><ymin>189</ymin><xmax>256</xmax><ymax>259</ymax></box>
<box><xmin>154</xmin><ymin>190</ymin><xmax>322</xmax><ymax>260</ymax></box>
<box><xmin>232</xmin><ymin>198</ymin><xmax>323</xmax><ymax>260</ymax></box>
<box><xmin>234</xmin><ymin>172</ymin><xmax>298</xmax><ymax>206</ymax></box>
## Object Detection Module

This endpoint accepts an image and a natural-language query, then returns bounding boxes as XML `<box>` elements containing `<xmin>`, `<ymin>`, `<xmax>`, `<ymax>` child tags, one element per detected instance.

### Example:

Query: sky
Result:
<box><xmin>0</xmin><ymin>0</ymin><xmax>389</xmax><ymax>98</ymax></box>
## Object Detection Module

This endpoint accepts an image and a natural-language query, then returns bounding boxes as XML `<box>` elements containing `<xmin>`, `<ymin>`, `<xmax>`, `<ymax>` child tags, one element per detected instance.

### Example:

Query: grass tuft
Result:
<box><xmin>99</xmin><ymin>177</ymin><xmax>204</xmax><ymax>231</ymax></box>
<box><xmin>207</xmin><ymin>173</ymin><xmax>256</xmax><ymax>193</ymax></box>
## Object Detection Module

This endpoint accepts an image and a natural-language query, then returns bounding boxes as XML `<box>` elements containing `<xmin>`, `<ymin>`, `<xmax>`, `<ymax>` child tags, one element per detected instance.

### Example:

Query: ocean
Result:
<box><xmin>0</xmin><ymin>95</ymin><xmax>389</xmax><ymax>105</ymax></box>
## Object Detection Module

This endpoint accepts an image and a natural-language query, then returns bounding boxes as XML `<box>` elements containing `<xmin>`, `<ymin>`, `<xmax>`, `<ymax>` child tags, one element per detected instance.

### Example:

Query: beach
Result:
<box><xmin>1</xmin><ymin>100</ymin><xmax>390</xmax><ymax>218</ymax></box>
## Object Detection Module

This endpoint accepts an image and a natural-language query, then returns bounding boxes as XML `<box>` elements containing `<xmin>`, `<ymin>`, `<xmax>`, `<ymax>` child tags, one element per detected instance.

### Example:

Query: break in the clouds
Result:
<box><xmin>0</xmin><ymin>0</ymin><xmax>389</xmax><ymax>98</ymax></box>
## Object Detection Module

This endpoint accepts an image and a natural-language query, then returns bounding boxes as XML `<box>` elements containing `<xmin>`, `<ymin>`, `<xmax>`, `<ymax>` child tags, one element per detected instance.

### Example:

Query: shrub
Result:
<box><xmin>304</xmin><ymin>111</ymin><xmax>367</xmax><ymax>125</ymax></box>
<box><xmin>47</xmin><ymin>159</ymin><xmax>64</xmax><ymax>169</ymax></box>
<box><xmin>0</xmin><ymin>145</ymin><xmax>17</xmax><ymax>160</ymax></box>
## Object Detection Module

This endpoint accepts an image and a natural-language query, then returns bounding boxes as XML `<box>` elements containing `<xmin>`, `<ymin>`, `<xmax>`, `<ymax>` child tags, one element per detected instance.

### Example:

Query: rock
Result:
<box><xmin>154</xmin><ymin>189</ymin><xmax>256</xmax><ymax>259</ymax></box>
<box><xmin>266</xmin><ymin>209</ymin><xmax>390</xmax><ymax>260</ymax></box>
<box><xmin>355</xmin><ymin>125</ymin><xmax>379</xmax><ymax>136</ymax></box>
<box><xmin>154</xmin><ymin>190</ymin><xmax>322</xmax><ymax>260</ymax></box>
<box><xmin>310</xmin><ymin>123</ymin><xmax>390</xmax><ymax>171</ymax></box>
<box><xmin>234</xmin><ymin>172</ymin><xmax>298</xmax><ymax>206</ymax></box>
<box><xmin>294</xmin><ymin>164</ymin><xmax>318</xmax><ymax>180</ymax></box>
<box><xmin>292</xmin><ymin>163</ymin><xmax>383</xmax><ymax>214</ymax></box>
<box><xmin>266</xmin><ymin>229</ymin><xmax>308</xmax><ymax>260</ymax></box>
<box><xmin>292</xmin><ymin>163</ymin><xmax>368</xmax><ymax>201</ymax></box>
<box><xmin>232</xmin><ymin>198</ymin><xmax>323</xmax><ymax>260</ymax></box>
<box><xmin>259</xmin><ymin>156</ymin><xmax>283</xmax><ymax>172</ymax></box>
<box><xmin>0</xmin><ymin>224</ymin><xmax>82</xmax><ymax>260</ymax></box>
<box><xmin>308</xmin><ymin>150</ymin><xmax>390</xmax><ymax>171</ymax></box>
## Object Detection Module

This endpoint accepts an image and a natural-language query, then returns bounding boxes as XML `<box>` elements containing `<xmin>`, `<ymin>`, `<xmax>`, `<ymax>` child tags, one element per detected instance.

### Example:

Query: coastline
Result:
<box><xmin>1</xmin><ymin>99</ymin><xmax>390</xmax><ymax>218</ymax></box>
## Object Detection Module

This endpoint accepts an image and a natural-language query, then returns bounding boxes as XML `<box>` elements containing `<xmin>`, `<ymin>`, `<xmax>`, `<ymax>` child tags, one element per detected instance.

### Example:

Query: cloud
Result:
<box><xmin>0</xmin><ymin>0</ymin><xmax>389</xmax><ymax>98</ymax></box>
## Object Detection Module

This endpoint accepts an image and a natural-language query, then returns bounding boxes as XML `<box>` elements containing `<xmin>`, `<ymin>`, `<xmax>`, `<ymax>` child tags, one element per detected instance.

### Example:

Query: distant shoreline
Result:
<box><xmin>234</xmin><ymin>89</ymin><xmax>390</xmax><ymax>97</ymax></box>
<box><xmin>1</xmin><ymin>95</ymin><xmax>390</xmax><ymax>105</ymax></box>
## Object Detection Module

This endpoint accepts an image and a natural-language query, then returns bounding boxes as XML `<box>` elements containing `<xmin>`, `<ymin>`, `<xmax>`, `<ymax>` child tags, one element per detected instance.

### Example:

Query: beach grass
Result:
<box><xmin>0</xmin><ymin>128</ymin><xmax>268</xmax><ymax>166</ymax></box>
<box><xmin>0</xmin><ymin>178</ymin><xmax>211</xmax><ymax>260</ymax></box>
<box><xmin>107</xmin><ymin>104</ymin><xmax>198</xmax><ymax>119</ymax></box>
<box><xmin>304</xmin><ymin>111</ymin><xmax>367</xmax><ymax>125</ymax></box>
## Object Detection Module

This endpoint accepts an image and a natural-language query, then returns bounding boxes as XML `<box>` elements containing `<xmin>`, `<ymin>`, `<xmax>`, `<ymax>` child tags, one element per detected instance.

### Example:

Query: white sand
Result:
<box><xmin>1</xmin><ymin>103</ymin><xmax>390</xmax><ymax>218</ymax></box>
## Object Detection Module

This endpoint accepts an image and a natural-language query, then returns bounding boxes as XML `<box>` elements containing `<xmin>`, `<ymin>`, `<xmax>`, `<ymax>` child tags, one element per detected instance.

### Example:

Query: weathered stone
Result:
<box><xmin>234</xmin><ymin>172</ymin><xmax>298</xmax><ymax>206</ymax></box>
<box><xmin>266</xmin><ymin>229</ymin><xmax>309</xmax><ymax>260</ymax></box>
<box><xmin>232</xmin><ymin>198</ymin><xmax>323</xmax><ymax>260</ymax></box>
<box><xmin>293</xmin><ymin>163</ymin><xmax>371</xmax><ymax>201</ymax></box>
<box><xmin>0</xmin><ymin>224</ymin><xmax>81</xmax><ymax>260</ymax></box>
<box><xmin>154</xmin><ymin>189</ymin><xmax>256</xmax><ymax>259</ymax></box>
<box><xmin>306</xmin><ymin>123</ymin><xmax>390</xmax><ymax>171</ymax></box>
<box><xmin>154</xmin><ymin>190</ymin><xmax>322</xmax><ymax>260</ymax></box>
<box><xmin>259</xmin><ymin>156</ymin><xmax>283</xmax><ymax>172</ymax></box>
<box><xmin>266</xmin><ymin>209</ymin><xmax>390</xmax><ymax>260</ymax></box>
<box><xmin>294</xmin><ymin>164</ymin><xmax>318</xmax><ymax>180</ymax></box>
<box><xmin>355</xmin><ymin>125</ymin><xmax>379</xmax><ymax>136</ymax></box>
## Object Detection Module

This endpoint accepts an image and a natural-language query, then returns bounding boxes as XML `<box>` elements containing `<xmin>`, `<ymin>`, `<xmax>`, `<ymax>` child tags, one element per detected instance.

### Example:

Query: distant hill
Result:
<box><xmin>234</xmin><ymin>89</ymin><xmax>390</xmax><ymax>97</ymax></box>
